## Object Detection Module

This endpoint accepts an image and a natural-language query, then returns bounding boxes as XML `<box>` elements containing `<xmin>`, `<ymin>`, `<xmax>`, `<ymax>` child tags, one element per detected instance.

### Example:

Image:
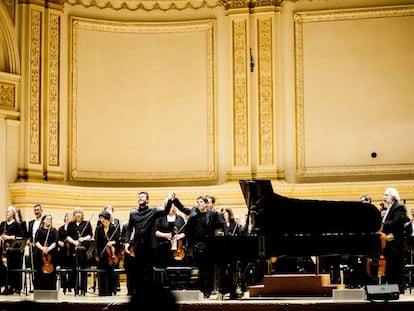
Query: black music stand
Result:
<box><xmin>5</xmin><ymin>238</ymin><xmax>34</xmax><ymax>295</ymax></box>
<box><xmin>9</xmin><ymin>238</ymin><xmax>27</xmax><ymax>253</ymax></box>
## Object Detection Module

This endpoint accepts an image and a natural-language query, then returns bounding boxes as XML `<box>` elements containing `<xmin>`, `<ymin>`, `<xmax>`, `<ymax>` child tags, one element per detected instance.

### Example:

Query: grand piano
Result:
<box><xmin>208</xmin><ymin>179</ymin><xmax>383</xmax><ymax>295</ymax></box>
<box><xmin>239</xmin><ymin>179</ymin><xmax>382</xmax><ymax>258</ymax></box>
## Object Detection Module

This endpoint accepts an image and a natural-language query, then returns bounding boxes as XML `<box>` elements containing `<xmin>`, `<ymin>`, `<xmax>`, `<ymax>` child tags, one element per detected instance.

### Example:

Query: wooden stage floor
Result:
<box><xmin>2</xmin><ymin>287</ymin><xmax>414</xmax><ymax>311</ymax></box>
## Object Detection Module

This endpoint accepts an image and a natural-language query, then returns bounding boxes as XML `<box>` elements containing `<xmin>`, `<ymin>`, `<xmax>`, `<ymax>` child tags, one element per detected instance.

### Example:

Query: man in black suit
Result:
<box><xmin>382</xmin><ymin>187</ymin><xmax>408</xmax><ymax>294</ymax></box>
<box><xmin>124</xmin><ymin>192</ymin><xmax>171</xmax><ymax>291</ymax></box>
<box><xmin>172</xmin><ymin>193</ymin><xmax>228</xmax><ymax>298</ymax></box>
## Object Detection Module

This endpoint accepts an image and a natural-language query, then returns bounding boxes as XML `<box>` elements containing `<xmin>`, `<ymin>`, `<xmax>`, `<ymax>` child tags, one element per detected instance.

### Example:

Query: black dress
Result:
<box><xmin>95</xmin><ymin>223</ymin><xmax>119</xmax><ymax>296</ymax></box>
<box><xmin>33</xmin><ymin>227</ymin><xmax>59</xmax><ymax>290</ymax></box>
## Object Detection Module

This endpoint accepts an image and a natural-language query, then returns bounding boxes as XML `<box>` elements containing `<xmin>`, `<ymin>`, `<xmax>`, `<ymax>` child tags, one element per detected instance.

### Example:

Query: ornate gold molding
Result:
<box><xmin>222</xmin><ymin>0</ymin><xmax>280</xmax><ymax>10</ymax></box>
<box><xmin>257</xmin><ymin>16</ymin><xmax>274</xmax><ymax>166</ymax></box>
<box><xmin>0</xmin><ymin>82</ymin><xmax>15</xmax><ymax>109</ymax></box>
<box><xmin>232</xmin><ymin>18</ymin><xmax>249</xmax><ymax>168</ymax></box>
<box><xmin>29</xmin><ymin>10</ymin><xmax>42</xmax><ymax>165</ymax></box>
<box><xmin>64</xmin><ymin>0</ymin><xmax>221</xmax><ymax>11</ymax></box>
<box><xmin>47</xmin><ymin>13</ymin><xmax>60</xmax><ymax>167</ymax></box>
<box><xmin>62</xmin><ymin>0</ymin><xmax>281</xmax><ymax>12</ymax></box>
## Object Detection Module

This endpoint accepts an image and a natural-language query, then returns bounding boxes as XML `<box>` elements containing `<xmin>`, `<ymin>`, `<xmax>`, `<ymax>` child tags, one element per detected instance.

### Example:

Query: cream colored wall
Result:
<box><xmin>69</xmin><ymin>18</ymin><xmax>216</xmax><ymax>182</ymax></box>
<box><xmin>279</xmin><ymin>0</ymin><xmax>414</xmax><ymax>182</ymax></box>
<box><xmin>295</xmin><ymin>5</ymin><xmax>414</xmax><ymax>179</ymax></box>
<box><xmin>58</xmin><ymin>5</ymin><xmax>232</xmax><ymax>185</ymax></box>
<box><xmin>1</xmin><ymin>0</ymin><xmax>414</xmax><ymax>227</ymax></box>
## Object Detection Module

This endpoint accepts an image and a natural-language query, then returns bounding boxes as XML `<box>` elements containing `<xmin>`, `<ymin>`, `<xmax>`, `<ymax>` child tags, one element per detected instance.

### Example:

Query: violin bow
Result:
<box><xmin>100</xmin><ymin>221</ymin><xmax>121</xmax><ymax>257</ymax></box>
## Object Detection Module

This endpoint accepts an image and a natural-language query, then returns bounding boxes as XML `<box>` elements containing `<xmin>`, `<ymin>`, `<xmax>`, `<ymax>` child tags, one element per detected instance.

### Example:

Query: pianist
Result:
<box><xmin>171</xmin><ymin>193</ymin><xmax>228</xmax><ymax>298</ymax></box>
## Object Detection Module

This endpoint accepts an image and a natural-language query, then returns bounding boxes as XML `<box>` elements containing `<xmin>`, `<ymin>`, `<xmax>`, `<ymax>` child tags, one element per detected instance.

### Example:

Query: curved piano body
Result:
<box><xmin>240</xmin><ymin>179</ymin><xmax>382</xmax><ymax>258</ymax></box>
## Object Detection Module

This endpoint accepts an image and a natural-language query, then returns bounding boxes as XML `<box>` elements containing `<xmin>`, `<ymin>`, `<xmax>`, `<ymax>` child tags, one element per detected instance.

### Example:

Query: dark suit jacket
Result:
<box><xmin>383</xmin><ymin>200</ymin><xmax>407</xmax><ymax>241</ymax></box>
<box><xmin>172</xmin><ymin>198</ymin><xmax>228</xmax><ymax>244</ymax></box>
<box><xmin>28</xmin><ymin>218</ymin><xmax>40</xmax><ymax>243</ymax></box>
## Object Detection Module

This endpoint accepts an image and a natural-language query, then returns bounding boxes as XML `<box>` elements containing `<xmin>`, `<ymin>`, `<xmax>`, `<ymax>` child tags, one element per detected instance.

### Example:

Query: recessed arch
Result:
<box><xmin>0</xmin><ymin>1</ymin><xmax>20</xmax><ymax>74</ymax></box>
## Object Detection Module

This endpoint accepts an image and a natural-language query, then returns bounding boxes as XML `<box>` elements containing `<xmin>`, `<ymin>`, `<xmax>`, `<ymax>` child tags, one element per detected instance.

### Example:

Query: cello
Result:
<box><xmin>366</xmin><ymin>231</ymin><xmax>386</xmax><ymax>282</ymax></box>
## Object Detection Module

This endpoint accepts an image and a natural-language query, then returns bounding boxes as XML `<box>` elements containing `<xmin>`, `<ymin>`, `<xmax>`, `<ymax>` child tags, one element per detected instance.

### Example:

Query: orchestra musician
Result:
<box><xmin>154</xmin><ymin>202</ymin><xmax>187</xmax><ymax>270</ymax></box>
<box><xmin>57</xmin><ymin>212</ymin><xmax>74</xmax><ymax>294</ymax></box>
<box><xmin>96</xmin><ymin>205</ymin><xmax>121</xmax><ymax>292</ymax></box>
<box><xmin>381</xmin><ymin>187</ymin><xmax>408</xmax><ymax>294</ymax></box>
<box><xmin>94</xmin><ymin>210</ymin><xmax>120</xmax><ymax>296</ymax></box>
<box><xmin>219</xmin><ymin>207</ymin><xmax>242</xmax><ymax>298</ymax></box>
<box><xmin>0</xmin><ymin>205</ymin><xmax>25</xmax><ymax>295</ymax></box>
<box><xmin>27</xmin><ymin>204</ymin><xmax>43</xmax><ymax>289</ymax></box>
<box><xmin>66</xmin><ymin>206</ymin><xmax>93</xmax><ymax>295</ymax></box>
<box><xmin>33</xmin><ymin>215</ymin><xmax>58</xmax><ymax>290</ymax></box>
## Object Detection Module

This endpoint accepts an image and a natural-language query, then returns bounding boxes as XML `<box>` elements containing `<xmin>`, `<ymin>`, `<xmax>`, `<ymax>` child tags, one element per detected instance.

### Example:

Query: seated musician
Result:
<box><xmin>95</xmin><ymin>210</ymin><xmax>119</xmax><ymax>296</ymax></box>
<box><xmin>0</xmin><ymin>205</ymin><xmax>25</xmax><ymax>295</ymax></box>
<box><xmin>218</xmin><ymin>207</ymin><xmax>242</xmax><ymax>298</ymax></box>
<box><xmin>33</xmin><ymin>214</ymin><xmax>59</xmax><ymax>290</ymax></box>
<box><xmin>57</xmin><ymin>212</ymin><xmax>74</xmax><ymax>294</ymax></box>
<box><xmin>154</xmin><ymin>202</ymin><xmax>187</xmax><ymax>271</ymax></box>
<box><xmin>66</xmin><ymin>206</ymin><xmax>93</xmax><ymax>295</ymax></box>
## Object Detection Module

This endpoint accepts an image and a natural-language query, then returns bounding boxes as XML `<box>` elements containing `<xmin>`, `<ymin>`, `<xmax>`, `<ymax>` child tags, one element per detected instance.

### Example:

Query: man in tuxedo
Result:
<box><xmin>382</xmin><ymin>187</ymin><xmax>407</xmax><ymax>294</ymax></box>
<box><xmin>27</xmin><ymin>204</ymin><xmax>43</xmax><ymax>290</ymax></box>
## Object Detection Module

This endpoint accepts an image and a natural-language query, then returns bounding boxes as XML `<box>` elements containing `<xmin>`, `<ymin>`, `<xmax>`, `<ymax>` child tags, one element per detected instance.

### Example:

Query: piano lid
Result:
<box><xmin>240</xmin><ymin>179</ymin><xmax>274</xmax><ymax>209</ymax></box>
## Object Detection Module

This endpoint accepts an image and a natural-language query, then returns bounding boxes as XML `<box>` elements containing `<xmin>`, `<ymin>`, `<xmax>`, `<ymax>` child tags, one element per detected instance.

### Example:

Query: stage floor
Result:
<box><xmin>2</xmin><ymin>286</ymin><xmax>414</xmax><ymax>311</ymax></box>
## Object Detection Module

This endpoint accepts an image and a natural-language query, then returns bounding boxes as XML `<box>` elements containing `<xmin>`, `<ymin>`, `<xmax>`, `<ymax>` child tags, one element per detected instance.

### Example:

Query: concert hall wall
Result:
<box><xmin>0</xmin><ymin>0</ymin><xmax>414</xmax><ymax>225</ymax></box>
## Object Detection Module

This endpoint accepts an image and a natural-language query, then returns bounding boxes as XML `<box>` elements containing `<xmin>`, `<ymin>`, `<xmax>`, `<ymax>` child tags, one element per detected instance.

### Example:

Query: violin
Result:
<box><xmin>172</xmin><ymin>239</ymin><xmax>185</xmax><ymax>261</ymax></box>
<box><xmin>42</xmin><ymin>229</ymin><xmax>54</xmax><ymax>274</ymax></box>
<box><xmin>1</xmin><ymin>229</ymin><xmax>8</xmax><ymax>258</ymax></box>
<box><xmin>171</xmin><ymin>225</ymin><xmax>185</xmax><ymax>261</ymax></box>
<box><xmin>2</xmin><ymin>241</ymin><xmax>9</xmax><ymax>258</ymax></box>
<box><xmin>42</xmin><ymin>252</ymin><xmax>54</xmax><ymax>274</ymax></box>
<box><xmin>106</xmin><ymin>244</ymin><xmax>119</xmax><ymax>266</ymax></box>
<box><xmin>100</xmin><ymin>222</ymin><xmax>121</xmax><ymax>265</ymax></box>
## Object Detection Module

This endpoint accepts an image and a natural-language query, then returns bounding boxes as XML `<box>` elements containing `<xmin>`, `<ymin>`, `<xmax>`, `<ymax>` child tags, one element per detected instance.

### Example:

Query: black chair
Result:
<box><xmin>165</xmin><ymin>266</ymin><xmax>193</xmax><ymax>290</ymax></box>
<box><xmin>55</xmin><ymin>267</ymin><xmax>74</xmax><ymax>293</ymax></box>
<box><xmin>5</xmin><ymin>267</ymin><xmax>36</xmax><ymax>295</ymax></box>
<box><xmin>77</xmin><ymin>267</ymin><xmax>106</xmax><ymax>295</ymax></box>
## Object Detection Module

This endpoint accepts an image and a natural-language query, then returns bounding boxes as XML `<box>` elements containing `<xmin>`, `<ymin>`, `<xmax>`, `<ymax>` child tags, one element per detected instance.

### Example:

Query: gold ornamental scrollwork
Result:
<box><xmin>222</xmin><ymin>0</ymin><xmax>281</xmax><ymax>10</ymax></box>
<box><xmin>0</xmin><ymin>82</ymin><xmax>15</xmax><ymax>108</ymax></box>
<box><xmin>64</xmin><ymin>0</ymin><xmax>222</xmax><ymax>11</ymax></box>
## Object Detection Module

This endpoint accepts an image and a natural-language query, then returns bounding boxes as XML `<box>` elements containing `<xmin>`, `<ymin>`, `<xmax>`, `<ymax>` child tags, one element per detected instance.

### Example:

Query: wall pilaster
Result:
<box><xmin>17</xmin><ymin>0</ymin><xmax>64</xmax><ymax>182</ymax></box>
<box><xmin>226</xmin><ymin>0</ymin><xmax>282</xmax><ymax>181</ymax></box>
